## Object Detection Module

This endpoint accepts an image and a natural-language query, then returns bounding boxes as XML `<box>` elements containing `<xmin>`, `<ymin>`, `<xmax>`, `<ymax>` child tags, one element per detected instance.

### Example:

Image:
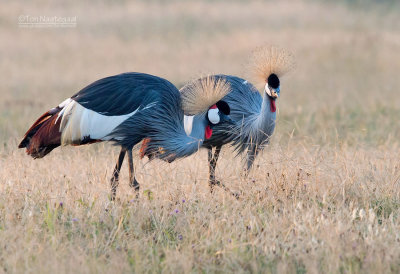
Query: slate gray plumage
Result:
<box><xmin>181</xmin><ymin>74</ymin><xmax>277</xmax><ymax>191</ymax></box>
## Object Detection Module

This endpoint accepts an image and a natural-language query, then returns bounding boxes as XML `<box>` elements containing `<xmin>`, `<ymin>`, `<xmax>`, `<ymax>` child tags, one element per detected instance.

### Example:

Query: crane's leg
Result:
<box><xmin>208</xmin><ymin>146</ymin><xmax>239</xmax><ymax>199</ymax></box>
<box><xmin>110</xmin><ymin>148</ymin><xmax>127</xmax><ymax>201</ymax></box>
<box><xmin>208</xmin><ymin>146</ymin><xmax>221</xmax><ymax>192</ymax></box>
<box><xmin>127</xmin><ymin>149</ymin><xmax>140</xmax><ymax>197</ymax></box>
<box><xmin>207</xmin><ymin>147</ymin><xmax>216</xmax><ymax>192</ymax></box>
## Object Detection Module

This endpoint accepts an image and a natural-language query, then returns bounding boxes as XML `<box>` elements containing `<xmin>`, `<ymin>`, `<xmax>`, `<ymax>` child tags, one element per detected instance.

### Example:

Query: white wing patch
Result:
<box><xmin>59</xmin><ymin>100</ymin><xmax>150</xmax><ymax>145</ymax></box>
<box><xmin>183</xmin><ymin>115</ymin><xmax>194</xmax><ymax>136</ymax></box>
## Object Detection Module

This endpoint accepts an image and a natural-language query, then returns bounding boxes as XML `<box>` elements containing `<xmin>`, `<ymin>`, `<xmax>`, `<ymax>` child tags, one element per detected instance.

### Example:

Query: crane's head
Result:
<box><xmin>180</xmin><ymin>76</ymin><xmax>231</xmax><ymax>116</ymax></box>
<box><xmin>249</xmin><ymin>45</ymin><xmax>294</xmax><ymax>98</ymax></box>
<box><xmin>265</xmin><ymin>73</ymin><xmax>280</xmax><ymax>99</ymax></box>
<box><xmin>205</xmin><ymin>100</ymin><xmax>235</xmax><ymax>139</ymax></box>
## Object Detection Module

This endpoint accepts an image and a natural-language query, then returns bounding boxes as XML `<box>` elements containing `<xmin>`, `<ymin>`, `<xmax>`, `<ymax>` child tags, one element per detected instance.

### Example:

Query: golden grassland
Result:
<box><xmin>1</xmin><ymin>0</ymin><xmax>400</xmax><ymax>272</ymax></box>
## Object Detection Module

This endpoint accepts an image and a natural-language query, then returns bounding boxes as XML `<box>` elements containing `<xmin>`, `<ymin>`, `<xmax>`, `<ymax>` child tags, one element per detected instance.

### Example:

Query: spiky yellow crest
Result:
<box><xmin>250</xmin><ymin>46</ymin><xmax>295</xmax><ymax>87</ymax></box>
<box><xmin>180</xmin><ymin>76</ymin><xmax>231</xmax><ymax>116</ymax></box>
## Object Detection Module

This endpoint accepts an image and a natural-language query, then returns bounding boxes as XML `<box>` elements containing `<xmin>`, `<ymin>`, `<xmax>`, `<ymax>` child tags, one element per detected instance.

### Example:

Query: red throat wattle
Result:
<box><xmin>205</xmin><ymin>125</ymin><xmax>213</xmax><ymax>139</ymax></box>
<box><xmin>269</xmin><ymin>97</ymin><xmax>276</xmax><ymax>113</ymax></box>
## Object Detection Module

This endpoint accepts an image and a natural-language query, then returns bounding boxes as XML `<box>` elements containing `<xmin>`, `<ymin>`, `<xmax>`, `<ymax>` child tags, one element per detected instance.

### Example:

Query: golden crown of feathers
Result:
<box><xmin>180</xmin><ymin>76</ymin><xmax>231</xmax><ymax>116</ymax></box>
<box><xmin>250</xmin><ymin>46</ymin><xmax>295</xmax><ymax>87</ymax></box>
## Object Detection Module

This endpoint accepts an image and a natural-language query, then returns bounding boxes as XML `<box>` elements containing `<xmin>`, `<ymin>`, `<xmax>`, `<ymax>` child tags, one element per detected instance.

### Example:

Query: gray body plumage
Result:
<box><xmin>187</xmin><ymin>75</ymin><xmax>276</xmax><ymax>170</ymax></box>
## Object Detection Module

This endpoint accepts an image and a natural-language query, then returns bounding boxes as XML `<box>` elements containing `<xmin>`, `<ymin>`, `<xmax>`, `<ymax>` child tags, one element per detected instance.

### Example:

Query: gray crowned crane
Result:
<box><xmin>18</xmin><ymin>72</ymin><xmax>233</xmax><ymax>200</ymax></box>
<box><xmin>180</xmin><ymin>47</ymin><xmax>293</xmax><ymax>191</ymax></box>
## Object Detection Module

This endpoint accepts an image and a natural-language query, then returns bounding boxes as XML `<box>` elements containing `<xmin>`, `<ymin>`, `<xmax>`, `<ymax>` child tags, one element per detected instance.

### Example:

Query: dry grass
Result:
<box><xmin>1</xmin><ymin>0</ymin><xmax>400</xmax><ymax>273</ymax></box>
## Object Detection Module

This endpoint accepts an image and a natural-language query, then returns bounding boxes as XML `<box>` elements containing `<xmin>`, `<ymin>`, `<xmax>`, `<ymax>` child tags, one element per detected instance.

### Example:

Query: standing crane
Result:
<box><xmin>182</xmin><ymin>47</ymin><xmax>294</xmax><ymax>191</ymax></box>
<box><xmin>18</xmin><ymin>72</ymin><xmax>233</xmax><ymax>199</ymax></box>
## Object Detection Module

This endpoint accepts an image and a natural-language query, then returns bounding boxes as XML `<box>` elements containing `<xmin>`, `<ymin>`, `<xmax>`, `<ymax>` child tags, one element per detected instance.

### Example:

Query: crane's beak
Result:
<box><xmin>219</xmin><ymin>113</ymin><xmax>236</xmax><ymax>125</ymax></box>
<box><xmin>265</xmin><ymin>84</ymin><xmax>280</xmax><ymax>99</ymax></box>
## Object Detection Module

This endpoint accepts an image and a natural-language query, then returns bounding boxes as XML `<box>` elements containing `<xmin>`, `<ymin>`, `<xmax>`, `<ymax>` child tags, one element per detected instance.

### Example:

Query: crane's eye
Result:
<box><xmin>207</xmin><ymin>108</ymin><xmax>220</xmax><ymax>124</ymax></box>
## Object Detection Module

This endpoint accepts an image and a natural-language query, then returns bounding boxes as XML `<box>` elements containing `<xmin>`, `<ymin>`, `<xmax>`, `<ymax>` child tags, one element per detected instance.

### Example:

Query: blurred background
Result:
<box><xmin>1</xmin><ymin>1</ymin><xmax>400</xmax><ymax>272</ymax></box>
<box><xmin>1</xmin><ymin>0</ymin><xmax>399</xmax><ymax>147</ymax></box>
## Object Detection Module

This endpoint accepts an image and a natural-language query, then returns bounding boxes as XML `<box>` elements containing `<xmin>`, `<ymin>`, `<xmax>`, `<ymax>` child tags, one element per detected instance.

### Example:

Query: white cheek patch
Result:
<box><xmin>208</xmin><ymin>108</ymin><xmax>220</xmax><ymax>124</ymax></box>
<box><xmin>264</xmin><ymin>83</ymin><xmax>272</xmax><ymax>97</ymax></box>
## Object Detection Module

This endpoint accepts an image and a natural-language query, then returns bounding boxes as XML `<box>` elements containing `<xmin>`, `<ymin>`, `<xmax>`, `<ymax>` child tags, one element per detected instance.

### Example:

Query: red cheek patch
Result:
<box><xmin>205</xmin><ymin>125</ymin><xmax>213</xmax><ymax>139</ymax></box>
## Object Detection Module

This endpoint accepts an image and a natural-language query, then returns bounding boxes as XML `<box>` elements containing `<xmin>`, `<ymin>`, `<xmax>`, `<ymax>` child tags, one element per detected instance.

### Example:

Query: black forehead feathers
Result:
<box><xmin>216</xmin><ymin>100</ymin><xmax>230</xmax><ymax>115</ymax></box>
<box><xmin>267</xmin><ymin>73</ymin><xmax>280</xmax><ymax>89</ymax></box>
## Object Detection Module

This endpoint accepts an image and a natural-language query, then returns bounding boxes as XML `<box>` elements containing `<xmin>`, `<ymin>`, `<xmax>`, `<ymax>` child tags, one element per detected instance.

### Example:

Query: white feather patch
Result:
<box><xmin>55</xmin><ymin>98</ymin><xmax>73</xmax><ymax>124</ymax></box>
<box><xmin>59</xmin><ymin>101</ymin><xmax>146</xmax><ymax>145</ymax></box>
<box><xmin>58</xmin><ymin>98</ymin><xmax>72</xmax><ymax>108</ymax></box>
<box><xmin>183</xmin><ymin>115</ymin><xmax>194</xmax><ymax>136</ymax></box>
<box><xmin>264</xmin><ymin>83</ymin><xmax>272</xmax><ymax>97</ymax></box>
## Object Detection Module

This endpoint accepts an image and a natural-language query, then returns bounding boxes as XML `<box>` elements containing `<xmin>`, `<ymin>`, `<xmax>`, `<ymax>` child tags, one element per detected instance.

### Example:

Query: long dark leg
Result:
<box><xmin>208</xmin><ymin>146</ymin><xmax>239</xmax><ymax>199</ymax></box>
<box><xmin>110</xmin><ymin>148</ymin><xmax>127</xmax><ymax>201</ymax></box>
<box><xmin>208</xmin><ymin>146</ymin><xmax>221</xmax><ymax>192</ymax></box>
<box><xmin>208</xmin><ymin>147</ymin><xmax>215</xmax><ymax>192</ymax></box>
<box><xmin>127</xmin><ymin>149</ymin><xmax>140</xmax><ymax>197</ymax></box>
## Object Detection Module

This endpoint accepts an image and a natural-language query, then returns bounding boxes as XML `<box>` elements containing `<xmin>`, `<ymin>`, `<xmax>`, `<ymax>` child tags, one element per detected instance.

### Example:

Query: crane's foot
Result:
<box><xmin>129</xmin><ymin>178</ymin><xmax>140</xmax><ymax>199</ymax></box>
<box><xmin>209</xmin><ymin>179</ymin><xmax>240</xmax><ymax>200</ymax></box>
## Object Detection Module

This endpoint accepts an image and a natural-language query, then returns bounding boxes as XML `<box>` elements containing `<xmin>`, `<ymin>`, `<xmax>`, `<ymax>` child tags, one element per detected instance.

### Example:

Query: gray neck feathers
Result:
<box><xmin>231</xmin><ymin>89</ymin><xmax>276</xmax><ymax>156</ymax></box>
<box><xmin>188</xmin><ymin>113</ymin><xmax>207</xmax><ymax>140</ymax></box>
<box><xmin>255</xmin><ymin>91</ymin><xmax>276</xmax><ymax>134</ymax></box>
<box><xmin>161</xmin><ymin>114</ymin><xmax>206</xmax><ymax>161</ymax></box>
<box><xmin>147</xmin><ymin>113</ymin><xmax>207</xmax><ymax>162</ymax></box>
